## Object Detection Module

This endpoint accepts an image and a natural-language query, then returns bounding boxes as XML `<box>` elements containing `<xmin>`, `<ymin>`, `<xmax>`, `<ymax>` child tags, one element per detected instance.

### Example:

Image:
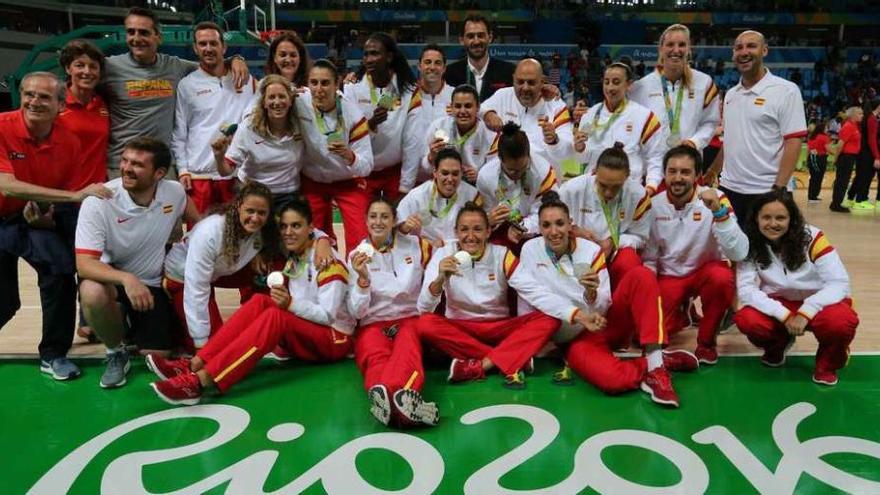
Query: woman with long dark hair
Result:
<box><xmin>734</xmin><ymin>190</ymin><xmax>858</xmax><ymax>385</ymax></box>
<box><xmin>149</xmin><ymin>197</ymin><xmax>354</xmax><ymax>405</ymax></box>
<box><xmin>264</xmin><ymin>31</ymin><xmax>311</xmax><ymax>88</ymax></box>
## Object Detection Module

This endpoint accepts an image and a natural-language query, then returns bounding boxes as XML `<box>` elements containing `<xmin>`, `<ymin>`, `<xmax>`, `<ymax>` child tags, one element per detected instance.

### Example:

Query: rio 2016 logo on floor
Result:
<box><xmin>29</xmin><ymin>401</ymin><xmax>880</xmax><ymax>494</ymax></box>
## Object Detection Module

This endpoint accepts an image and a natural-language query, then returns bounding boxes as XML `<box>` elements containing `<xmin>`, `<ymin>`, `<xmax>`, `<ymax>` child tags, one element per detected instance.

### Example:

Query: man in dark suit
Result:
<box><xmin>446</xmin><ymin>14</ymin><xmax>515</xmax><ymax>103</ymax></box>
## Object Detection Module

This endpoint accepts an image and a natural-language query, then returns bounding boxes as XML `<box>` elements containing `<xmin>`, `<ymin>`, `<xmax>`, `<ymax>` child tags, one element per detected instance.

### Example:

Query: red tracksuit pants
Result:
<box><xmin>198</xmin><ymin>294</ymin><xmax>352</xmax><ymax>393</ymax></box>
<box><xmin>609</xmin><ymin>246</ymin><xmax>643</xmax><ymax>287</ymax></box>
<box><xmin>354</xmin><ymin>316</ymin><xmax>425</xmax><ymax>395</ymax></box>
<box><xmin>659</xmin><ymin>261</ymin><xmax>734</xmax><ymax>349</ymax></box>
<box><xmin>733</xmin><ymin>297</ymin><xmax>858</xmax><ymax>373</ymax></box>
<box><xmin>367</xmin><ymin>163</ymin><xmax>401</xmax><ymax>202</ymax></box>
<box><xmin>416</xmin><ymin>311</ymin><xmax>560</xmax><ymax>375</ymax></box>
<box><xmin>301</xmin><ymin>175</ymin><xmax>370</xmax><ymax>254</ymax></box>
<box><xmin>567</xmin><ymin>265</ymin><xmax>664</xmax><ymax>395</ymax></box>
<box><xmin>188</xmin><ymin>178</ymin><xmax>236</xmax><ymax>214</ymax></box>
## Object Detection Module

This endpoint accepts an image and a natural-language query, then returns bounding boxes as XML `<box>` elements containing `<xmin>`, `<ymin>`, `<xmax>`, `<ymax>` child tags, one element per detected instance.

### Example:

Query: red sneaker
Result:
<box><xmin>662</xmin><ymin>349</ymin><xmax>699</xmax><ymax>372</ymax></box>
<box><xmin>640</xmin><ymin>368</ymin><xmax>680</xmax><ymax>408</ymax></box>
<box><xmin>761</xmin><ymin>336</ymin><xmax>795</xmax><ymax>368</ymax></box>
<box><xmin>150</xmin><ymin>373</ymin><xmax>202</xmax><ymax>406</ymax></box>
<box><xmin>694</xmin><ymin>345</ymin><xmax>718</xmax><ymax>365</ymax></box>
<box><xmin>145</xmin><ymin>354</ymin><xmax>191</xmax><ymax>381</ymax></box>
<box><xmin>265</xmin><ymin>345</ymin><xmax>291</xmax><ymax>362</ymax></box>
<box><xmin>448</xmin><ymin>358</ymin><xmax>485</xmax><ymax>383</ymax></box>
<box><xmin>812</xmin><ymin>369</ymin><xmax>838</xmax><ymax>386</ymax></box>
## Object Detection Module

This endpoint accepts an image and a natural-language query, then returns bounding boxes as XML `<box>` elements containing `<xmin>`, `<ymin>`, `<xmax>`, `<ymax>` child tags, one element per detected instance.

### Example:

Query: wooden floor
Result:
<box><xmin>1</xmin><ymin>184</ymin><xmax>878</xmax><ymax>357</ymax></box>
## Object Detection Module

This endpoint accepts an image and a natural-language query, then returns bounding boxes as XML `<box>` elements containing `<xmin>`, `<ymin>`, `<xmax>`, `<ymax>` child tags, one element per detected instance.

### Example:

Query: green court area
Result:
<box><xmin>5</xmin><ymin>355</ymin><xmax>880</xmax><ymax>494</ymax></box>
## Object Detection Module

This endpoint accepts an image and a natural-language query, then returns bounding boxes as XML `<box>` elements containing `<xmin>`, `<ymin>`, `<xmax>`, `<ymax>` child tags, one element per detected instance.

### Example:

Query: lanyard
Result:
<box><xmin>660</xmin><ymin>75</ymin><xmax>685</xmax><ymax>136</ymax></box>
<box><xmin>313</xmin><ymin>97</ymin><xmax>345</xmax><ymax>137</ymax></box>
<box><xmin>452</xmin><ymin>123</ymin><xmax>477</xmax><ymax>148</ymax></box>
<box><xmin>429</xmin><ymin>183</ymin><xmax>458</xmax><ymax>219</ymax></box>
<box><xmin>496</xmin><ymin>167</ymin><xmax>529</xmax><ymax>207</ymax></box>
<box><xmin>545</xmin><ymin>244</ymin><xmax>572</xmax><ymax>276</ymax></box>
<box><xmin>367</xmin><ymin>74</ymin><xmax>380</xmax><ymax>105</ymax></box>
<box><xmin>591</xmin><ymin>99</ymin><xmax>628</xmax><ymax>140</ymax></box>
<box><xmin>283</xmin><ymin>251</ymin><xmax>310</xmax><ymax>281</ymax></box>
<box><xmin>599</xmin><ymin>198</ymin><xmax>620</xmax><ymax>248</ymax></box>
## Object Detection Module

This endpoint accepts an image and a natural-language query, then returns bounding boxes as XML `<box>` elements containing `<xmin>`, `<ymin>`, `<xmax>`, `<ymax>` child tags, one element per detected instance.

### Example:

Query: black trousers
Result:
<box><xmin>831</xmin><ymin>153</ymin><xmax>858</xmax><ymax>207</ymax></box>
<box><xmin>0</xmin><ymin>219</ymin><xmax>76</xmax><ymax>361</ymax></box>
<box><xmin>719</xmin><ymin>186</ymin><xmax>764</xmax><ymax>231</ymax></box>
<box><xmin>807</xmin><ymin>153</ymin><xmax>828</xmax><ymax>200</ymax></box>
<box><xmin>847</xmin><ymin>152</ymin><xmax>876</xmax><ymax>202</ymax></box>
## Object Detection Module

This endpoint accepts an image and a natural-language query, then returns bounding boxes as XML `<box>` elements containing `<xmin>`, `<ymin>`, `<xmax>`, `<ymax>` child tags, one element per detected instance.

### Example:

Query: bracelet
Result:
<box><xmin>357</xmin><ymin>278</ymin><xmax>370</xmax><ymax>289</ymax></box>
<box><xmin>712</xmin><ymin>205</ymin><xmax>729</xmax><ymax>221</ymax></box>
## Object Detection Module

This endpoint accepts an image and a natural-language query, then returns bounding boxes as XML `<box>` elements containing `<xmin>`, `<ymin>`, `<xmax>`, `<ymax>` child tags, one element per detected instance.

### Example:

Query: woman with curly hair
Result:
<box><xmin>734</xmin><ymin>190</ymin><xmax>858</xmax><ymax>385</ymax></box>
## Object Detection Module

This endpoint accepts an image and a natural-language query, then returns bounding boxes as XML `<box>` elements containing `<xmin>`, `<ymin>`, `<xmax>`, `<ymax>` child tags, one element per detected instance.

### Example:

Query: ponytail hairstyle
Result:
<box><xmin>744</xmin><ymin>189</ymin><xmax>810</xmax><ymax>271</ymax></box>
<box><xmin>454</xmin><ymin>201</ymin><xmax>490</xmax><ymax>229</ymax></box>
<box><xmin>213</xmin><ymin>181</ymin><xmax>276</xmax><ymax>265</ymax></box>
<box><xmin>498</xmin><ymin>121</ymin><xmax>530</xmax><ymax>161</ymax></box>
<box><xmin>605</xmin><ymin>61</ymin><xmax>634</xmax><ymax>82</ymax></box>
<box><xmin>656</xmin><ymin>23</ymin><xmax>693</xmax><ymax>89</ymax></box>
<box><xmin>366</xmin><ymin>194</ymin><xmax>397</xmax><ymax>221</ymax></box>
<box><xmin>596</xmin><ymin>142</ymin><xmax>630</xmax><ymax>175</ymax></box>
<box><xmin>311</xmin><ymin>58</ymin><xmax>340</xmax><ymax>82</ymax></box>
<box><xmin>366</xmin><ymin>32</ymin><xmax>417</xmax><ymax>95</ymax></box>
<box><xmin>538</xmin><ymin>190</ymin><xmax>570</xmax><ymax>218</ymax></box>
<box><xmin>433</xmin><ymin>147</ymin><xmax>463</xmax><ymax>170</ymax></box>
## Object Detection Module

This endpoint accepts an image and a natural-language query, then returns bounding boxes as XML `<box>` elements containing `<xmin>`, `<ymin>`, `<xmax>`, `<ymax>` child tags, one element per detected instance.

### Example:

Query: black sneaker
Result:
<box><xmin>829</xmin><ymin>204</ymin><xmax>850</xmax><ymax>213</ymax></box>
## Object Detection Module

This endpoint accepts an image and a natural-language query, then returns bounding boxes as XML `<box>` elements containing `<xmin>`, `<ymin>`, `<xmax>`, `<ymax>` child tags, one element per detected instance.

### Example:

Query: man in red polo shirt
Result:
<box><xmin>830</xmin><ymin>106</ymin><xmax>863</xmax><ymax>212</ymax></box>
<box><xmin>0</xmin><ymin>72</ymin><xmax>111</xmax><ymax>379</ymax></box>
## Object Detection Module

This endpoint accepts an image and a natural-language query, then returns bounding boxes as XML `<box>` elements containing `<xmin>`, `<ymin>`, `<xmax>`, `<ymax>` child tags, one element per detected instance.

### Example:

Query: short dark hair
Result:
<box><xmin>59</xmin><ymin>40</ymin><xmax>105</xmax><ymax>77</ymax></box>
<box><xmin>420</xmin><ymin>43</ymin><xmax>446</xmax><ymax>64</ymax></box>
<box><xmin>462</xmin><ymin>14</ymin><xmax>492</xmax><ymax>35</ymax></box>
<box><xmin>605</xmin><ymin>61</ymin><xmax>634</xmax><ymax>82</ymax></box>
<box><xmin>193</xmin><ymin>21</ymin><xmax>224</xmax><ymax>43</ymax></box>
<box><xmin>662</xmin><ymin>144</ymin><xmax>702</xmax><ymax>172</ymax></box>
<box><xmin>310</xmin><ymin>58</ymin><xmax>338</xmax><ymax>80</ymax></box>
<box><xmin>596</xmin><ymin>142</ymin><xmax>630</xmax><ymax>173</ymax></box>
<box><xmin>433</xmin><ymin>147</ymin><xmax>463</xmax><ymax>169</ymax></box>
<box><xmin>123</xmin><ymin>137</ymin><xmax>172</xmax><ymax>171</ymax></box>
<box><xmin>452</xmin><ymin>84</ymin><xmax>479</xmax><ymax>102</ymax></box>
<box><xmin>125</xmin><ymin>7</ymin><xmax>161</xmax><ymax>34</ymax></box>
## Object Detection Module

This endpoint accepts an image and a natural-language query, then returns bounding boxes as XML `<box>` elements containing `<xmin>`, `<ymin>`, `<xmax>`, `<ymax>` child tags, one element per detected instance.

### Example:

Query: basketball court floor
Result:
<box><xmin>2</xmin><ymin>186</ymin><xmax>879</xmax><ymax>494</ymax></box>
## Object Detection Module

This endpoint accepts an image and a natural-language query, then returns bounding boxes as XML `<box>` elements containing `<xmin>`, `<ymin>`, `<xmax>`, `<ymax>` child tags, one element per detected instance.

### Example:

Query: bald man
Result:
<box><xmin>481</xmin><ymin>59</ymin><xmax>574</xmax><ymax>178</ymax></box>
<box><xmin>705</xmin><ymin>30</ymin><xmax>806</xmax><ymax>224</ymax></box>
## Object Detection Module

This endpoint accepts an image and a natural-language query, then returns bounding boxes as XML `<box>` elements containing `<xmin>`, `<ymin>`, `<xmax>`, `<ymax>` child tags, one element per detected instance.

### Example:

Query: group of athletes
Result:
<box><xmin>0</xmin><ymin>8</ymin><xmax>859</xmax><ymax>428</ymax></box>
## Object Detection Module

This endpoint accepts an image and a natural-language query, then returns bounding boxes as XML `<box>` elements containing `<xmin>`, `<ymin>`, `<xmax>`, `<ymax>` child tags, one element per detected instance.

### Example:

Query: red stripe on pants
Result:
<box><xmin>198</xmin><ymin>294</ymin><xmax>352</xmax><ymax>393</ymax></box>
<box><xmin>417</xmin><ymin>311</ymin><xmax>560</xmax><ymax>375</ymax></box>
<box><xmin>566</xmin><ymin>265</ymin><xmax>662</xmax><ymax>394</ymax></box>
<box><xmin>659</xmin><ymin>261</ymin><xmax>734</xmax><ymax>348</ymax></box>
<box><xmin>354</xmin><ymin>316</ymin><xmax>423</xmax><ymax>394</ymax></box>
<box><xmin>733</xmin><ymin>297</ymin><xmax>858</xmax><ymax>373</ymax></box>
<box><xmin>301</xmin><ymin>175</ymin><xmax>370</xmax><ymax>254</ymax></box>
<box><xmin>367</xmin><ymin>163</ymin><xmax>402</xmax><ymax>202</ymax></box>
<box><xmin>609</xmin><ymin>247</ymin><xmax>643</xmax><ymax>287</ymax></box>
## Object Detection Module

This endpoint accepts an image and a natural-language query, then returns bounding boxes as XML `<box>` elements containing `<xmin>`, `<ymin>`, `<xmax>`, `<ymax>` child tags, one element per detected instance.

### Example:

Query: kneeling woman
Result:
<box><xmin>149</xmin><ymin>198</ymin><xmax>354</xmax><ymax>405</ymax></box>
<box><xmin>734</xmin><ymin>190</ymin><xmax>858</xmax><ymax>385</ymax></box>
<box><xmin>509</xmin><ymin>193</ymin><xmax>698</xmax><ymax>408</ymax></box>
<box><xmin>348</xmin><ymin>197</ymin><xmax>437</xmax><ymax>428</ymax></box>
<box><xmin>418</xmin><ymin>203</ymin><xmax>560</xmax><ymax>388</ymax></box>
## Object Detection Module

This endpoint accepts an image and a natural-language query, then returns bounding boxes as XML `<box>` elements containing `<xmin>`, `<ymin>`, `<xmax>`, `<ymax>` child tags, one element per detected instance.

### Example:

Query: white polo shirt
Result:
<box><xmin>75</xmin><ymin>178</ymin><xmax>187</xmax><ymax>287</ymax></box>
<box><xmin>396</xmin><ymin>179</ymin><xmax>482</xmax><ymax>244</ymax></box>
<box><xmin>721</xmin><ymin>69</ymin><xmax>807</xmax><ymax>194</ymax></box>
<box><xmin>344</xmin><ymin>73</ymin><xmax>415</xmax><ymax>172</ymax></box>
<box><xmin>224</xmin><ymin>122</ymin><xmax>304</xmax><ymax>194</ymax></box>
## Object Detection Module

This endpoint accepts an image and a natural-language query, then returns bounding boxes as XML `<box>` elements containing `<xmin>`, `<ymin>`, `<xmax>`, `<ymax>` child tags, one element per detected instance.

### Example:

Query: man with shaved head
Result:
<box><xmin>705</xmin><ymin>30</ymin><xmax>806</xmax><ymax>224</ymax></box>
<box><xmin>480</xmin><ymin>59</ymin><xmax>574</xmax><ymax>177</ymax></box>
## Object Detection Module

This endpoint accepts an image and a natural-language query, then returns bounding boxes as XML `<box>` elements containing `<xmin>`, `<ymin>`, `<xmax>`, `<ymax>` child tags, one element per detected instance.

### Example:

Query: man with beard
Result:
<box><xmin>481</xmin><ymin>59</ymin><xmax>574</xmax><ymax>179</ymax></box>
<box><xmin>642</xmin><ymin>145</ymin><xmax>748</xmax><ymax>365</ymax></box>
<box><xmin>445</xmin><ymin>15</ymin><xmax>515</xmax><ymax>103</ymax></box>
<box><xmin>397</xmin><ymin>148</ymin><xmax>482</xmax><ymax>245</ymax></box>
<box><xmin>76</xmin><ymin>137</ymin><xmax>200</xmax><ymax>388</ymax></box>
<box><xmin>0</xmin><ymin>72</ymin><xmax>112</xmax><ymax>380</ymax></box>
<box><xmin>102</xmin><ymin>8</ymin><xmax>249</xmax><ymax>177</ymax></box>
<box><xmin>172</xmin><ymin>22</ymin><xmax>257</xmax><ymax>214</ymax></box>
<box><xmin>402</xmin><ymin>44</ymin><xmax>456</xmax><ymax>191</ymax></box>
<box><xmin>704</xmin><ymin>30</ymin><xmax>806</xmax><ymax>224</ymax></box>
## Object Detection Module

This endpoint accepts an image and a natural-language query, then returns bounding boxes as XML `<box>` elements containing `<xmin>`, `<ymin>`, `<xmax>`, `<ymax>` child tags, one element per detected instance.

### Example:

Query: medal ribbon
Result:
<box><xmin>591</xmin><ymin>99</ymin><xmax>628</xmax><ymax>140</ymax></box>
<box><xmin>660</xmin><ymin>75</ymin><xmax>685</xmax><ymax>137</ymax></box>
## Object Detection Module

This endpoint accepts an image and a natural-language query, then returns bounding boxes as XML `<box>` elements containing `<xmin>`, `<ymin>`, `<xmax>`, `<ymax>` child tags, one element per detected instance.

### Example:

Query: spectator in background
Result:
<box><xmin>635</xmin><ymin>60</ymin><xmax>646</xmax><ymax>79</ymax></box>
<box><xmin>846</xmin><ymin>99</ymin><xmax>880</xmax><ymax>210</ymax></box>
<box><xmin>806</xmin><ymin>120</ymin><xmax>832</xmax><ymax>203</ymax></box>
<box><xmin>830</xmin><ymin>106</ymin><xmax>863</xmax><ymax>212</ymax></box>
<box><xmin>445</xmin><ymin>14</ymin><xmax>515</xmax><ymax>103</ymax></box>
